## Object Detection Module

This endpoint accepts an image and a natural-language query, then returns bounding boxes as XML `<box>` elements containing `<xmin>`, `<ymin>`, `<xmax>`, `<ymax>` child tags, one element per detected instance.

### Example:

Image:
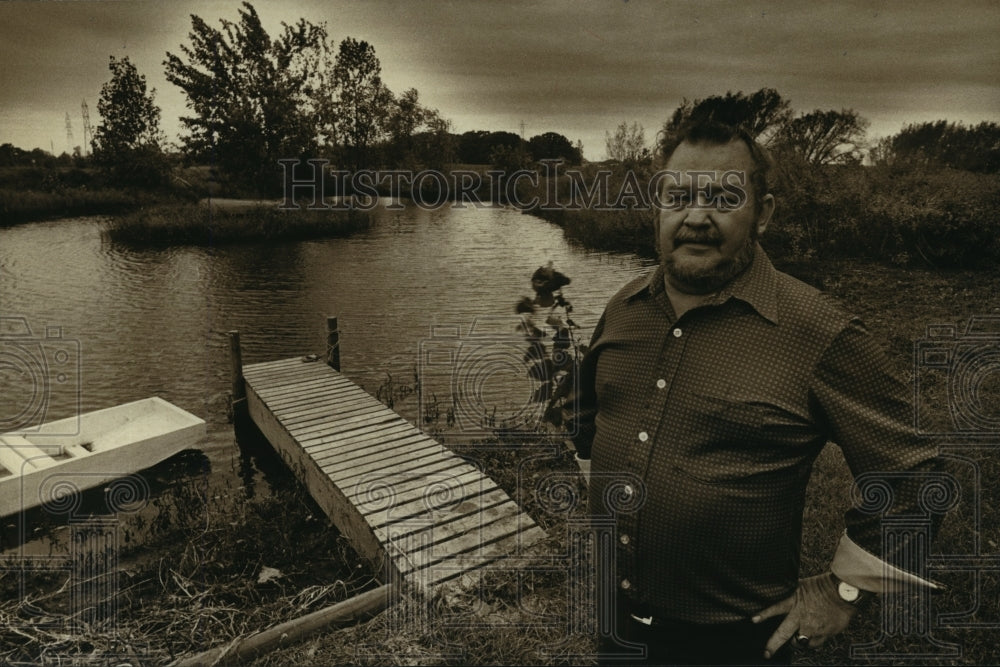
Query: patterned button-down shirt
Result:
<box><xmin>573</xmin><ymin>245</ymin><xmax>940</xmax><ymax>623</ymax></box>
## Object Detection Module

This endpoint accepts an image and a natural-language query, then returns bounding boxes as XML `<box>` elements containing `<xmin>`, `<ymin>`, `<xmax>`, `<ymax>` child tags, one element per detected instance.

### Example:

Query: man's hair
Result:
<box><xmin>658</xmin><ymin>120</ymin><xmax>773</xmax><ymax>212</ymax></box>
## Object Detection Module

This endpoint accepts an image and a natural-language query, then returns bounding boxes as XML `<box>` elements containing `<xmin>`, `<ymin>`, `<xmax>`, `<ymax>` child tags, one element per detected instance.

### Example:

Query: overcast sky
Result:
<box><xmin>1</xmin><ymin>0</ymin><xmax>997</xmax><ymax>161</ymax></box>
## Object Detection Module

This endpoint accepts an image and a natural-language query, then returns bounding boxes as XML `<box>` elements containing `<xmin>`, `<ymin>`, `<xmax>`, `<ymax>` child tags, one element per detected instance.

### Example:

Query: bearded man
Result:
<box><xmin>572</xmin><ymin>120</ymin><xmax>945</xmax><ymax>665</ymax></box>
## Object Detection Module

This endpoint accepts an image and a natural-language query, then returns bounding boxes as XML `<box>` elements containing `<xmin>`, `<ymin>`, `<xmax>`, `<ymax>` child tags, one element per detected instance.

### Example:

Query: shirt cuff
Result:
<box><xmin>830</xmin><ymin>531</ymin><xmax>943</xmax><ymax>594</ymax></box>
<box><xmin>574</xmin><ymin>453</ymin><xmax>591</xmax><ymax>484</ymax></box>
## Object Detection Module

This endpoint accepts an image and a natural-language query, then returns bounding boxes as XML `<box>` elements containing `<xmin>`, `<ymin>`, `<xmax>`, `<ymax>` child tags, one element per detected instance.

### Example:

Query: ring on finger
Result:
<box><xmin>794</xmin><ymin>634</ymin><xmax>810</xmax><ymax>647</ymax></box>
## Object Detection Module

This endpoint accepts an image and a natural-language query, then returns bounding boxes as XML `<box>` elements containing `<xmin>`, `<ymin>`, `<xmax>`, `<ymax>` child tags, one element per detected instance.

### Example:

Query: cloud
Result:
<box><xmin>1</xmin><ymin>0</ymin><xmax>997</xmax><ymax>158</ymax></box>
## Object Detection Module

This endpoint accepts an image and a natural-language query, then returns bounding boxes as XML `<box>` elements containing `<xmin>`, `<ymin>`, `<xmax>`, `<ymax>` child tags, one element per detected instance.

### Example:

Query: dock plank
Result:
<box><xmin>359</xmin><ymin>472</ymin><xmax>495</xmax><ymax>523</ymax></box>
<box><xmin>343</xmin><ymin>459</ymin><xmax>474</xmax><ymax>502</ymax></box>
<box><xmin>310</xmin><ymin>432</ymin><xmax>432</xmax><ymax>467</ymax></box>
<box><xmin>304</xmin><ymin>423</ymin><xmax>420</xmax><ymax>457</ymax></box>
<box><xmin>366</xmin><ymin>485</ymin><xmax>509</xmax><ymax>531</ymax></box>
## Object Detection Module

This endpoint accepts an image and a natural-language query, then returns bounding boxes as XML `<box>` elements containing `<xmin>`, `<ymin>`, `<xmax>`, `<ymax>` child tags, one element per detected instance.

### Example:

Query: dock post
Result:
<box><xmin>228</xmin><ymin>330</ymin><xmax>248</xmax><ymax>421</ymax></box>
<box><xmin>326</xmin><ymin>316</ymin><xmax>341</xmax><ymax>371</ymax></box>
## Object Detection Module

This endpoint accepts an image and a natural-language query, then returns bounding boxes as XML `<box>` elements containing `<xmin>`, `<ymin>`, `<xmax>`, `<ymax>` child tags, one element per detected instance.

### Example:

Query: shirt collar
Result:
<box><xmin>626</xmin><ymin>244</ymin><xmax>780</xmax><ymax>325</ymax></box>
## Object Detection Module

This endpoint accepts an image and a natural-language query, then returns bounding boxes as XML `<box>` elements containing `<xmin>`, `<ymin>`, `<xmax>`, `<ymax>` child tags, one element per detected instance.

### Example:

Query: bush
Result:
<box><xmin>767</xmin><ymin>163</ymin><xmax>1000</xmax><ymax>268</ymax></box>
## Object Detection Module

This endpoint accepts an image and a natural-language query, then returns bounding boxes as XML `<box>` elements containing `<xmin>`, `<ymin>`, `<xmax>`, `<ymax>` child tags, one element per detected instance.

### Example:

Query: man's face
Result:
<box><xmin>657</xmin><ymin>139</ymin><xmax>774</xmax><ymax>294</ymax></box>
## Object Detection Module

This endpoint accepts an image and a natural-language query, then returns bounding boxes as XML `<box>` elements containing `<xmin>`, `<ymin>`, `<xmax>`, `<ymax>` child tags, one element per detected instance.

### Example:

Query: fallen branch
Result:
<box><xmin>168</xmin><ymin>582</ymin><xmax>398</xmax><ymax>667</ymax></box>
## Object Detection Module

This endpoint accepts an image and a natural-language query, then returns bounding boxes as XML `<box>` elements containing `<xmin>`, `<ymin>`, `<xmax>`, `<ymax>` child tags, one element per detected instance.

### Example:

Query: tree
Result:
<box><xmin>884</xmin><ymin>121</ymin><xmax>1000</xmax><ymax>173</ymax></box>
<box><xmin>0</xmin><ymin>143</ymin><xmax>27</xmax><ymax>167</ymax></box>
<box><xmin>868</xmin><ymin>135</ymin><xmax>898</xmax><ymax>168</ymax></box>
<box><xmin>773</xmin><ymin>109</ymin><xmax>869</xmax><ymax>165</ymax></box>
<box><xmin>408</xmin><ymin>114</ymin><xmax>455</xmax><ymax>170</ymax></box>
<box><xmin>164</xmin><ymin>2</ymin><xmax>331</xmax><ymax>191</ymax></box>
<box><xmin>93</xmin><ymin>56</ymin><xmax>166</xmax><ymax>186</ymax></box>
<box><xmin>382</xmin><ymin>88</ymin><xmax>454</xmax><ymax>169</ymax></box>
<box><xmin>490</xmin><ymin>143</ymin><xmax>532</xmax><ymax>173</ymax></box>
<box><xmin>455</xmin><ymin>130</ymin><xmax>522</xmax><ymax>164</ymax></box>
<box><xmin>528</xmin><ymin>132</ymin><xmax>581</xmax><ymax>165</ymax></box>
<box><xmin>661</xmin><ymin>88</ymin><xmax>792</xmax><ymax>146</ymax></box>
<box><xmin>331</xmin><ymin>37</ymin><xmax>392</xmax><ymax>169</ymax></box>
<box><xmin>605</xmin><ymin>121</ymin><xmax>647</xmax><ymax>164</ymax></box>
<box><xmin>384</xmin><ymin>88</ymin><xmax>425</xmax><ymax>163</ymax></box>
<box><xmin>457</xmin><ymin>131</ymin><xmax>491</xmax><ymax>164</ymax></box>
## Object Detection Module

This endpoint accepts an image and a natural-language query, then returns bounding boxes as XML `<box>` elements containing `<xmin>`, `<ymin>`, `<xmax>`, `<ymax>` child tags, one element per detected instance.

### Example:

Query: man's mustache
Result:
<box><xmin>674</xmin><ymin>231</ymin><xmax>722</xmax><ymax>246</ymax></box>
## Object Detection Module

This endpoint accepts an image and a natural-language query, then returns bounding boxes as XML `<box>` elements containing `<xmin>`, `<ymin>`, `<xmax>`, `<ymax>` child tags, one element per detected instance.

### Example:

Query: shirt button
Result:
<box><xmin>673</xmin><ymin>328</ymin><xmax>682</xmax><ymax>338</ymax></box>
<box><xmin>621</xmin><ymin>578</ymin><xmax>632</xmax><ymax>590</ymax></box>
<box><xmin>656</xmin><ymin>378</ymin><xmax>666</xmax><ymax>389</ymax></box>
<box><xmin>620</xmin><ymin>534</ymin><xmax>630</xmax><ymax>545</ymax></box>
<box><xmin>638</xmin><ymin>431</ymin><xmax>649</xmax><ymax>442</ymax></box>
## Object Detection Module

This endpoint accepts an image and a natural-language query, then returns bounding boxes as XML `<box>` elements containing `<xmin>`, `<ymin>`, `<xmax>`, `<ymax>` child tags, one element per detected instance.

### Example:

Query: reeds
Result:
<box><xmin>0</xmin><ymin>463</ymin><xmax>376</xmax><ymax>665</ymax></box>
<box><xmin>105</xmin><ymin>203</ymin><xmax>372</xmax><ymax>246</ymax></box>
<box><xmin>0</xmin><ymin>187</ymin><xmax>137</xmax><ymax>225</ymax></box>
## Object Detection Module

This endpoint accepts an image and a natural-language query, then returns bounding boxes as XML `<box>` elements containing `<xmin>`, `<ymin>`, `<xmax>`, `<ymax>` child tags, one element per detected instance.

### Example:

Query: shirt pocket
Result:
<box><xmin>668</xmin><ymin>389</ymin><xmax>816</xmax><ymax>485</ymax></box>
<box><xmin>686</xmin><ymin>389</ymin><xmax>767</xmax><ymax>443</ymax></box>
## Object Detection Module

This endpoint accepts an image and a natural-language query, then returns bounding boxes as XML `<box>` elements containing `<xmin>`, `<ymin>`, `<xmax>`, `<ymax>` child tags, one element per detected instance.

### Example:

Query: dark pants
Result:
<box><xmin>597</xmin><ymin>603</ymin><xmax>792</xmax><ymax>666</ymax></box>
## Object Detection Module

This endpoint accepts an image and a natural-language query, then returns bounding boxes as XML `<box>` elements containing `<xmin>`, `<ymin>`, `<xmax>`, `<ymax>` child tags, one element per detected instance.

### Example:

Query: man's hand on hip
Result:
<box><xmin>752</xmin><ymin>573</ymin><xmax>858</xmax><ymax>659</ymax></box>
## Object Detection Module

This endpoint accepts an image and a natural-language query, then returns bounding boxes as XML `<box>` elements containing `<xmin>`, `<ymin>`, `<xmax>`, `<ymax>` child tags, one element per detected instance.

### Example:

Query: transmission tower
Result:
<box><xmin>81</xmin><ymin>100</ymin><xmax>93</xmax><ymax>157</ymax></box>
<box><xmin>65</xmin><ymin>112</ymin><xmax>74</xmax><ymax>155</ymax></box>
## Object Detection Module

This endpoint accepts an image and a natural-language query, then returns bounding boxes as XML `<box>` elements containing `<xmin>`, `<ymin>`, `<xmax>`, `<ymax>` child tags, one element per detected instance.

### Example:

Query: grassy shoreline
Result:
<box><xmin>105</xmin><ymin>201</ymin><xmax>372</xmax><ymax>246</ymax></box>
<box><xmin>0</xmin><ymin>187</ymin><xmax>152</xmax><ymax>225</ymax></box>
<box><xmin>518</xmin><ymin>163</ymin><xmax>1000</xmax><ymax>269</ymax></box>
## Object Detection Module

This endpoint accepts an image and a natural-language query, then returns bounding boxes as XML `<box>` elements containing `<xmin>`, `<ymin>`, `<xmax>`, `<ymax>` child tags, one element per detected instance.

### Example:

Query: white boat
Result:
<box><xmin>0</xmin><ymin>396</ymin><xmax>206</xmax><ymax>515</ymax></box>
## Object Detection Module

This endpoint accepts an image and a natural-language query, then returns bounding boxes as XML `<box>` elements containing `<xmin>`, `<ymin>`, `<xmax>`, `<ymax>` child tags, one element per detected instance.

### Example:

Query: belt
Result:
<box><xmin>622</xmin><ymin>598</ymin><xmax>659</xmax><ymax>626</ymax></box>
<box><xmin>622</xmin><ymin>601</ymin><xmax>783</xmax><ymax>634</ymax></box>
<box><xmin>621</xmin><ymin>600</ymin><xmax>753</xmax><ymax>629</ymax></box>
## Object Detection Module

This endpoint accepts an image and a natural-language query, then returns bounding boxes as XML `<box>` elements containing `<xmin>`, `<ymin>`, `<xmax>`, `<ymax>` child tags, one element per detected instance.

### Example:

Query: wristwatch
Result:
<box><xmin>830</xmin><ymin>573</ymin><xmax>872</xmax><ymax>605</ymax></box>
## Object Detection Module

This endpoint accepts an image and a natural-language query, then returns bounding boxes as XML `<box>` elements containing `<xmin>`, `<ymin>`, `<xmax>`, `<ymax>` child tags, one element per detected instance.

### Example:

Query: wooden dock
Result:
<box><xmin>229</xmin><ymin>320</ymin><xmax>547</xmax><ymax>590</ymax></box>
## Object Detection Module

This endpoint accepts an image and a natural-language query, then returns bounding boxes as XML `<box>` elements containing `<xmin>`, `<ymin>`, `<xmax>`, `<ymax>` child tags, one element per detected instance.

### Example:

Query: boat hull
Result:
<box><xmin>0</xmin><ymin>397</ymin><xmax>206</xmax><ymax>516</ymax></box>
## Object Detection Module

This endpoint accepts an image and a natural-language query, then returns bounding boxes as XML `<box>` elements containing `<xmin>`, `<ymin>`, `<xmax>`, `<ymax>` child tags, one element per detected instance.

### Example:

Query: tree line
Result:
<box><xmin>81</xmin><ymin>1</ymin><xmax>584</xmax><ymax>194</ymax></box>
<box><xmin>37</xmin><ymin>1</ymin><xmax>1000</xmax><ymax>197</ymax></box>
<box><xmin>581</xmin><ymin>88</ymin><xmax>1000</xmax><ymax>268</ymax></box>
<box><xmin>605</xmin><ymin>87</ymin><xmax>1000</xmax><ymax>173</ymax></box>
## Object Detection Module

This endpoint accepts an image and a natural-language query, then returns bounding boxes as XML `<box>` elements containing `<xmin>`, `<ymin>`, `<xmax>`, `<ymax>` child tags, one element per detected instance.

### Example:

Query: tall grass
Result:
<box><xmin>105</xmin><ymin>203</ymin><xmax>372</xmax><ymax>246</ymax></box>
<box><xmin>521</xmin><ymin>163</ymin><xmax>1000</xmax><ymax>269</ymax></box>
<box><xmin>0</xmin><ymin>451</ymin><xmax>375</xmax><ymax>665</ymax></box>
<box><xmin>766</xmin><ymin>164</ymin><xmax>1000</xmax><ymax>268</ymax></box>
<box><xmin>0</xmin><ymin>187</ymin><xmax>138</xmax><ymax>225</ymax></box>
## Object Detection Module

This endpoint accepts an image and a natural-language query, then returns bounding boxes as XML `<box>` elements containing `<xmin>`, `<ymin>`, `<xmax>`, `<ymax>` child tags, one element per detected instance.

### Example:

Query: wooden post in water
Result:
<box><xmin>228</xmin><ymin>330</ymin><xmax>248</xmax><ymax>421</ymax></box>
<box><xmin>326</xmin><ymin>316</ymin><xmax>341</xmax><ymax>372</ymax></box>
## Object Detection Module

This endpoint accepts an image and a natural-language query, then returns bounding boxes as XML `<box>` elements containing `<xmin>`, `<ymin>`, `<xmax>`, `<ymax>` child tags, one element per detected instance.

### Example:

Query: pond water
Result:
<box><xmin>0</xmin><ymin>201</ymin><xmax>653</xmax><ymax>547</ymax></box>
